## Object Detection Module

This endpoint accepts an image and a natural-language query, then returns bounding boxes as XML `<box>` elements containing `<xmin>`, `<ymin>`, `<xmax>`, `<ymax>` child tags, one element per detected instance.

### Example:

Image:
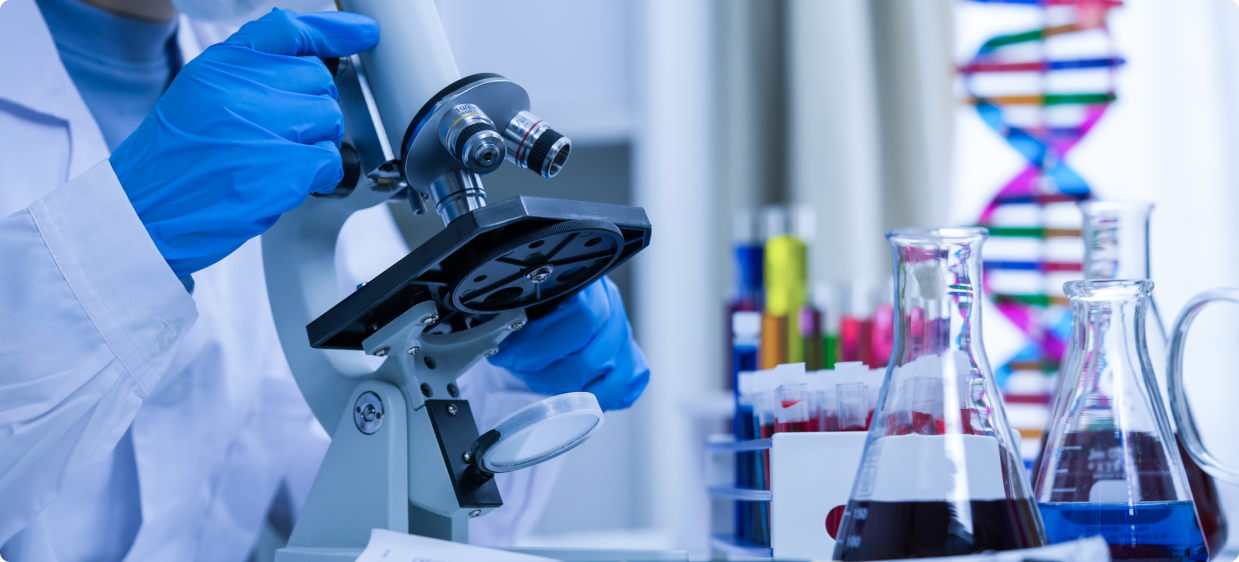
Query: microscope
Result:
<box><xmin>261</xmin><ymin>2</ymin><xmax>661</xmax><ymax>560</ymax></box>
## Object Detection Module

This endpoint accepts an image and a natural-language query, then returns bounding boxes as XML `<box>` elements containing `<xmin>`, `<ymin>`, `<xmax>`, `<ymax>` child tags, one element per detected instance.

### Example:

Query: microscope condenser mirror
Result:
<box><xmin>473</xmin><ymin>392</ymin><xmax>604</xmax><ymax>474</ymax></box>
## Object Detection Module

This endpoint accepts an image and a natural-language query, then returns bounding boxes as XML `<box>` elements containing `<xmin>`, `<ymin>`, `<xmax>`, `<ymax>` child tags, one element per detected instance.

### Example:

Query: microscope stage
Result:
<box><xmin>307</xmin><ymin>196</ymin><xmax>650</xmax><ymax>350</ymax></box>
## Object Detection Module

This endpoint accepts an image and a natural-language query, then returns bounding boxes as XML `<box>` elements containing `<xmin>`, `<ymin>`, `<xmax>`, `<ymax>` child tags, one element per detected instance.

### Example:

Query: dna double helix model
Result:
<box><xmin>959</xmin><ymin>0</ymin><xmax>1123</xmax><ymax>465</ymax></box>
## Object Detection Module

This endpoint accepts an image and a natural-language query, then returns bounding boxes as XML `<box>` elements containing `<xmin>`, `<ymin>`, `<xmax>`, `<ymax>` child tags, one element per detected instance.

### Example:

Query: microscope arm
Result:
<box><xmin>261</xmin><ymin>163</ymin><xmax>393</xmax><ymax>425</ymax></box>
<box><xmin>337</xmin><ymin>0</ymin><xmax>461</xmax><ymax>154</ymax></box>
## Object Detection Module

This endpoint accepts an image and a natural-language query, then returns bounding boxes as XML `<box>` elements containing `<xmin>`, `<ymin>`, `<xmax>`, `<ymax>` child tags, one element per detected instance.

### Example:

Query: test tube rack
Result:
<box><xmin>705</xmin><ymin>432</ymin><xmax>867</xmax><ymax>560</ymax></box>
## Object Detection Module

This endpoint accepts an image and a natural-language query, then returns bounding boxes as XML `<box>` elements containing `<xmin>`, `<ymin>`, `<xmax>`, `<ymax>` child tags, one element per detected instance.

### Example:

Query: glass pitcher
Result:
<box><xmin>1034</xmin><ymin>280</ymin><xmax>1208</xmax><ymax>561</ymax></box>
<box><xmin>833</xmin><ymin>227</ymin><xmax>1047</xmax><ymax>561</ymax></box>
<box><xmin>1169</xmin><ymin>288</ymin><xmax>1239</xmax><ymax>486</ymax></box>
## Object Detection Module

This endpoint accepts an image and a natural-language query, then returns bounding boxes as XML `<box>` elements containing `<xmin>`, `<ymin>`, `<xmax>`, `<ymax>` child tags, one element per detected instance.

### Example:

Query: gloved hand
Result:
<box><xmin>109</xmin><ymin>9</ymin><xmax>379</xmax><ymax>277</ymax></box>
<box><xmin>489</xmin><ymin>277</ymin><xmax>650</xmax><ymax>411</ymax></box>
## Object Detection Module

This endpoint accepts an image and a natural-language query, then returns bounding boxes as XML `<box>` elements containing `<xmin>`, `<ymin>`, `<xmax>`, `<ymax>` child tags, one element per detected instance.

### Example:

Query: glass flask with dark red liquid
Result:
<box><xmin>1035</xmin><ymin>280</ymin><xmax>1208</xmax><ymax>561</ymax></box>
<box><xmin>833</xmin><ymin>227</ymin><xmax>1047</xmax><ymax>560</ymax></box>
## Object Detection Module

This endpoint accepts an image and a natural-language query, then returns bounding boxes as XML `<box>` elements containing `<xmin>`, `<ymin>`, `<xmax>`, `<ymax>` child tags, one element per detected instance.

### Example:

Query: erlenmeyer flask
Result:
<box><xmin>833</xmin><ymin>227</ymin><xmax>1047</xmax><ymax>561</ymax></box>
<box><xmin>1073</xmin><ymin>201</ymin><xmax>1228</xmax><ymax>556</ymax></box>
<box><xmin>1034</xmin><ymin>280</ymin><xmax>1208</xmax><ymax>561</ymax></box>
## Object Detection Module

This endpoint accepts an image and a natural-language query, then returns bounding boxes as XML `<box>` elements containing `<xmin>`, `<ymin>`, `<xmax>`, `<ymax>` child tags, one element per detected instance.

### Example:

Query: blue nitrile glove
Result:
<box><xmin>109</xmin><ymin>9</ymin><xmax>379</xmax><ymax>277</ymax></box>
<box><xmin>489</xmin><ymin>277</ymin><xmax>650</xmax><ymax>411</ymax></box>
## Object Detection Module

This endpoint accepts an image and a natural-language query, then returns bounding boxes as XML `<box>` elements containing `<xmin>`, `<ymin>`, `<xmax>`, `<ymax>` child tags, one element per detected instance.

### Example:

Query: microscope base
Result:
<box><xmin>275</xmin><ymin>381</ymin><xmax>409</xmax><ymax>562</ymax></box>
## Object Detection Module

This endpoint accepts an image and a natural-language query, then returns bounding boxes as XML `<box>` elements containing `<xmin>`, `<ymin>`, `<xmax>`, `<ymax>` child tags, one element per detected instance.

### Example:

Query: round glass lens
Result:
<box><xmin>477</xmin><ymin>392</ymin><xmax>604</xmax><ymax>473</ymax></box>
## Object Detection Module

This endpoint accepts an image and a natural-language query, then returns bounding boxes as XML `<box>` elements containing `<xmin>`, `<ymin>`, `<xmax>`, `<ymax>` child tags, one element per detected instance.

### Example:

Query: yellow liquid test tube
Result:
<box><xmin>764</xmin><ymin>234</ymin><xmax>807</xmax><ymax>363</ymax></box>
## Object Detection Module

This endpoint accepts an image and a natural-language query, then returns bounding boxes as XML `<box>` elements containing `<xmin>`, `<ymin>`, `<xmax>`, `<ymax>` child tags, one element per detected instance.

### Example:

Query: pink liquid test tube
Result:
<box><xmin>911</xmin><ymin>377</ymin><xmax>945</xmax><ymax>435</ymax></box>
<box><xmin>775</xmin><ymin>383</ymin><xmax>812</xmax><ymax>433</ymax></box>
<box><xmin>837</xmin><ymin>383</ymin><xmax>869</xmax><ymax>432</ymax></box>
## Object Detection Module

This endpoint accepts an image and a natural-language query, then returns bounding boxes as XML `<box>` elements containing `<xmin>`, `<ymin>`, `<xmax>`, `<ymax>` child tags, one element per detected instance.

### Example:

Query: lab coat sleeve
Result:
<box><xmin>0</xmin><ymin>160</ymin><xmax>198</xmax><ymax>544</ymax></box>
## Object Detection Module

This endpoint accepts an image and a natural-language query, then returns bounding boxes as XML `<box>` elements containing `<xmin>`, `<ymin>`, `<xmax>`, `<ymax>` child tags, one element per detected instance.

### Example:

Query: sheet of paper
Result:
<box><xmin>355</xmin><ymin>529</ymin><xmax>560</xmax><ymax>562</ymax></box>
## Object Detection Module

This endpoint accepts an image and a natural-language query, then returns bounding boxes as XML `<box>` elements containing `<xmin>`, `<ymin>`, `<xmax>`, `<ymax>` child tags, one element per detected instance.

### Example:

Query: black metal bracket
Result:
<box><xmin>423</xmin><ymin>399</ymin><xmax>503</xmax><ymax>509</ymax></box>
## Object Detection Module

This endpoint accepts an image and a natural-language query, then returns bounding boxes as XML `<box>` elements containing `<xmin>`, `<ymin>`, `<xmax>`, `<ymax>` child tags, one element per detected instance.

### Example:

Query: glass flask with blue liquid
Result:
<box><xmin>1035</xmin><ymin>279</ymin><xmax>1208</xmax><ymax>561</ymax></box>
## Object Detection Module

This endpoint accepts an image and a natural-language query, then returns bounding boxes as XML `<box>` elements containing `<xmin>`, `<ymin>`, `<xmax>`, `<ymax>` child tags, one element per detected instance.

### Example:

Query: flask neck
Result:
<box><xmin>1081</xmin><ymin>201</ymin><xmax>1153</xmax><ymax>281</ymax></box>
<box><xmin>1064</xmin><ymin>281</ymin><xmax>1156</xmax><ymax>396</ymax></box>
<box><xmin>889</xmin><ymin>233</ymin><xmax>987</xmax><ymax>367</ymax></box>
<box><xmin>1079</xmin><ymin>201</ymin><xmax>1167</xmax><ymax>340</ymax></box>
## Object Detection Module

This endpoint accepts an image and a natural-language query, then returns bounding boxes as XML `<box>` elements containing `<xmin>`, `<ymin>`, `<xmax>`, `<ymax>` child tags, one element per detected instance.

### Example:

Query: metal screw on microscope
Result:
<box><xmin>462</xmin><ymin>451</ymin><xmax>473</xmax><ymax>463</ymax></box>
<box><xmin>527</xmin><ymin>264</ymin><xmax>554</xmax><ymax>284</ymax></box>
<box><xmin>508</xmin><ymin>319</ymin><xmax>526</xmax><ymax>331</ymax></box>
<box><xmin>374</xmin><ymin>347</ymin><xmax>390</xmax><ymax>357</ymax></box>
<box><xmin>484</xmin><ymin>349</ymin><xmax>498</xmax><ymax>358</ymax></box>
<box><xmin>469</xmin><ymin>510</ymin><xmax>482</xmax><ymax>518</ymax></box>
<box><xmin>420</xmin><ymin>314</ymin><xmax>439</xmax><ymax>325</ymax></box>
<box><xmin>446</xmin><ymin>403</ymin><xmax>458</xmax><ymax>416</ymax></box>
<box><xmin>353</xmin><ymin>392</ymin><xmax>384</xmax><ymax>435</ymax></box>
<box><xmin>406</xmin><ymin>346</ymin><xmax>420</xmax><ymax>355</ymax></box>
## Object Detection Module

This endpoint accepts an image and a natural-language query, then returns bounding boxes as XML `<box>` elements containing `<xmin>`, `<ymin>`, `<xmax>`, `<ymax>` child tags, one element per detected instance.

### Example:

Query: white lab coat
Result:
<box><xmin>0</xmin><ymin>1</ymin><xmax>561</xmax><ymax>560</ymax></box>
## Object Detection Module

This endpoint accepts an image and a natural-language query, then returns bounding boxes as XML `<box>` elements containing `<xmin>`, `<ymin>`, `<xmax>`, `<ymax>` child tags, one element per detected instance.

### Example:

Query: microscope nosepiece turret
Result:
<box><xmin>502</xmin><ymin>110</ymin><xmax>571</xmax><ymax>178</ymax></box>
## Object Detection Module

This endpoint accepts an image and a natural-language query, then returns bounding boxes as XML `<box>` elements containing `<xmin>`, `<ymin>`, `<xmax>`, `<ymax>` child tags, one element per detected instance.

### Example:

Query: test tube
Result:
<box><xmin>731</xmin><ymin>209</ymin><xmax>764</xmax><ymax>310</ymax></box>
<box><xmin>838</xmin><ymin>281</ymin><xmax>873</xmax><ymax>364</ymax></box>
<box><xmin>799</xmin><ymin>306</ymin><xmax>823</xmax><ymax>371</ymax></box>
<box><xmin>734</xmin><ymin>376</ymin><xmax>756</xmax><ymax>544</ymax></box>
<box><xmin>815</xmin><ymin>282</ymin><xmax>840</xmax><ymax>369</ymax></box>
<box><xmin>869</xmin><ymin>280</ymin><xmax>894</xmax><ymax>368</ymax></box>
<box><xmin>731</xmin><ymin>312</ymin><xmax>761</xmax><ymax>404</ymax></box>
<box><xmin>807</xmin><ymin>391</ymin><xmax>837</xmax><ymax>430</ymax></box>
<box><xmin>758</xmin><ymin>389</ymin><xmax>776</xmax><ymax>439</ymax></box>
<box><xmin>911</xmin><ymin>377</ymin><xmax>945</xmax><ymax>436</ymax></box>
<box><xmin>759</xmin><ymin>312</ymin><xmax>787</xmax><ymax>369</ymax></box>
<box><xmin>958</xmin><ymin>373</ymin><xmax>983</xmax><ymax>435</ymax></box>
<box><xmin>755</xmin><ymin>385</ymin><xmax>775</xmax><ymax>543</ymax></box>
<box><xmin>837</xmin><ymin>383</ymin><xmax>869</xmax><ymax>432</ymax></box>
<box><xmin>864</xmin><ymin>371</ymin><xmax>881</xmax><ymax>427</ymax></box>
<box><xmin>728</xmin><ymin>210</ymin><xmax>763</xmax><ymax>394</ymax></box>
<box><xmin>775</xmin><ymin>383</ymin><xmax>811</xmax><ymax>433</ymax></box>
<box><xmin>884</xmin><ymin>379</ymin><xmax>914</xmax><ymax>435</ymax></box>
<box><xmin>907</xmin><ymin>304</ymin><xmax>927</xmax><ymax>359</ymax></box>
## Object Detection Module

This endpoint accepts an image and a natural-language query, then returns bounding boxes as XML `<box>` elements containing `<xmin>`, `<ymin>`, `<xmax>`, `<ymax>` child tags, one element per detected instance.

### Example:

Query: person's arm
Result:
<box><xmin>0</xmin><ymin>161</ymin><xmax>197</xmax><ymax>544</ymax></box>
<box><xmin>0</xmin><ymin>9</ymin><xmax>379</xmax><ymax>543</ymax></box>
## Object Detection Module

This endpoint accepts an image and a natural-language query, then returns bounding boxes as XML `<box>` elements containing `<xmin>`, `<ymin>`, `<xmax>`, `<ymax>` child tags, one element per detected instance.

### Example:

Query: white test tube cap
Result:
<box><xmin>738</xmin><ymin>370</ymin><xmax>761</xmax><ymax>398</ymax></box>
<box><xmin>761</xmin><ymin>205</ymin><xmax>789</xmax><ymax>239</ymax></box>
<box><xmin>792</xmin><ymin>204</ymin><xmax>816</xmax><ymax>242</ymax></box>
<box><xmin>732</xmin><ymin>311</ymin><xmax>762</xmax><ymax>338</ymax></box>
<box><xmin>773</xmin><ymin>362</ymin><xmax>807</xmax><ymax>386</ymax></box>
<box><xmin>814</xmin><ymin>281</ymin><xmax>837</xmax><ymax>329</ymax></box>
